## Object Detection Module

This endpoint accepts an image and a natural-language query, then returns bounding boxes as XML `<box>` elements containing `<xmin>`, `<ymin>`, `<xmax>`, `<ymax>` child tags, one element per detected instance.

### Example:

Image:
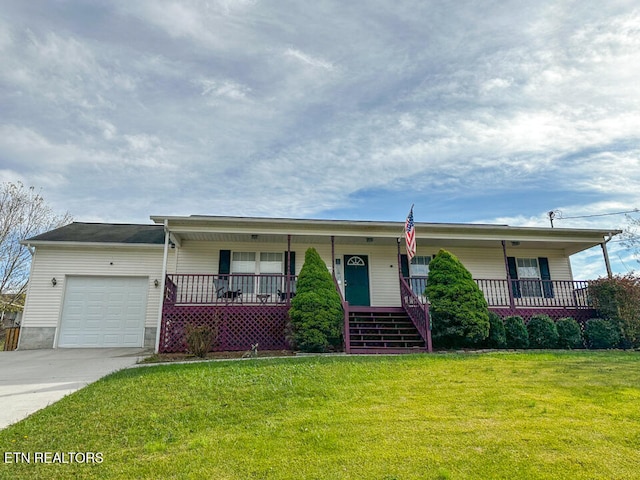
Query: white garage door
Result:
<box><xmin>58</xmin><ymin>277</ymin><xmax>148</xmax><ymax>348</ymax></box>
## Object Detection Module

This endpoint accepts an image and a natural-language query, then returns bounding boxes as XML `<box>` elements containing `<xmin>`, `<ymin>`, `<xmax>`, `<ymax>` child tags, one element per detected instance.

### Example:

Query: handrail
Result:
<box><xmin>333</xmin><ymin>273</ymin><xmax>350</xmax><ymax>353</ymax></box>
<box><xmin>399</xmin><ymin>276</ymin><xmax>432</xmax><ymax>352</ymax></box>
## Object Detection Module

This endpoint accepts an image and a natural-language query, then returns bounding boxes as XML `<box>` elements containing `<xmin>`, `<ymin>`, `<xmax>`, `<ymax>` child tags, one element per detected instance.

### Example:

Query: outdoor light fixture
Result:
<box><xmin>511</xmin><ymin>241</ymin><xmax>521</xmax><ymax>247</ymax></box>
<box><xmin>366</xmin><ymin>237</ymin><xmax>374</xmax><ymax>243</ymax></box>
<box><xmin>154</xmin><ymin>279</ymin><xmax>159</xmax><ymax>288</ymax></box>
<box><xmin>251</xmin><ymin>234</ymin><xmax>259</xmax><ymax>240</ymax></box>
<box><xmin>51</xmin><ymin>277</ymin><xmax>57</xmax><ymax>287</ymax></box>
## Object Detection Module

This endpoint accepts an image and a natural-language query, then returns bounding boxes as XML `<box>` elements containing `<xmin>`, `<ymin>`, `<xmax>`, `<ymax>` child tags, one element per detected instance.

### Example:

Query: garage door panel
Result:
<box><xmin>58</xmin><ymin>277</ymin><xmax>148</xmax><ymax>348</ymax></box>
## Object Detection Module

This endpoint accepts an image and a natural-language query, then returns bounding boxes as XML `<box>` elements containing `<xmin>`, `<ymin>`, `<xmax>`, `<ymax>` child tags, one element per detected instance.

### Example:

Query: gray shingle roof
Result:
<box><xmin>26</xmin><ymin>223</ymin><xmax>165</xmax><ymax>245</ymax></box>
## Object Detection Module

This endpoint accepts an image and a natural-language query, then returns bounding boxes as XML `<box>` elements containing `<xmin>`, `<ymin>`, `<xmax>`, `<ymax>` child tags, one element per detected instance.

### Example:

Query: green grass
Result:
<box><xmin>1</xmin><ymin>352</ymin><xmax>640</xmax><ymax>479</ymax></box>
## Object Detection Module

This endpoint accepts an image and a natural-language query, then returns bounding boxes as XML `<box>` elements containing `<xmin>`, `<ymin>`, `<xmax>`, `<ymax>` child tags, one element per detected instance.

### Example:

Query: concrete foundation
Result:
<box><xmin>17</xmin><ymin>327</ymin><xmax>56</xmax><ymax>350</ymax></box>
<box><xmin>144</xmin><ymin>327</ymin><xmax>157</xmax><ymax>349</ymax></box>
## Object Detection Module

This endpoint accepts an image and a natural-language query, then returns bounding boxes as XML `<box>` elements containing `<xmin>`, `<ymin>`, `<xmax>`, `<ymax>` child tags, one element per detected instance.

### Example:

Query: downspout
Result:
<box><xmin>601</xmin><ymin>233</ymin><xmax>614</xmax><ymax>278</ymax></box>
<box><xmin>502</xmin><ymin>240</ymin><xmax>515</xmax><ymax>311</ymax></box>
<box><xmin>154</xmin><ymin>219</ymin><xmax>170</xmax><ymax>354</ymax></box>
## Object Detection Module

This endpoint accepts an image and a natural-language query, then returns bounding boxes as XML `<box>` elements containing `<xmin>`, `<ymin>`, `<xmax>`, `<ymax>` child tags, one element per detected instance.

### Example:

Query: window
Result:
<box><xmin>259</xmin><ymin>252</ymin><xmax>283</xmax><ymax>294</ymax></box>
<box><xmin>516</xmin><ymin>258</ymin><xmax>542</xmax><ymax>297</ymax></box>
<box><xmin>231</xmin><ymin>252</ymin><xmax>256</xmax><ymax>293</ymax></box>
<box><xmin>410</xmin><ymin>256</ymin><xmax>430</xmax><ymax>297</ymax></box>
<box><xmin>230</xmin><ymin>251</ymin><xmax>284</xmax><ymax>294</ymax></box>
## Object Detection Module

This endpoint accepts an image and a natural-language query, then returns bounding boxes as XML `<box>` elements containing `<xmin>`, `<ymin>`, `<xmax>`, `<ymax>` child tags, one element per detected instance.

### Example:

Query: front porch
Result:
<box><xmin>159</xmin><ymin>273</ymin><xmax>598</xmax><ymax>354</ymax></box>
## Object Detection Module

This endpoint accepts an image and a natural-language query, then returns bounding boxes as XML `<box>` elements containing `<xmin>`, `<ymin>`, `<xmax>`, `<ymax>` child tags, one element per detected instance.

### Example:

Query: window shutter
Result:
<box><xmin>284</xmin><ymin>251</ymin><xmax>296</xmax><ymax>275</ymax></box>
<box><xmin>218</xmin><ymin>250</ymin><xmax>231</xmax><ymax>275</ymax></box>
<box><xmin>538</xmin><ymin>257</ymin><xmax>554</xmax><ymax>298</ymax></box>
<box><xmin>400</xmin><ymin>254</ymin><xmax>410</xmax><ymax>279</ymax></box>
<box><xmin>507</xmin><ymin>257</ymin><xmax>521</xmax><ymax>298</ymax></box>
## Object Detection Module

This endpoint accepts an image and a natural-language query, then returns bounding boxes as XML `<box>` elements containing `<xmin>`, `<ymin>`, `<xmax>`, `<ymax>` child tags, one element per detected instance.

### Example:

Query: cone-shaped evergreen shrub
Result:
<box><xmin>527</xmin><ymin>314</ymin><xmax>559</xmax><ymax>349</ymax></box>
<box><xmin>584</xmin><ymin>318</ymin><xmax>620</xmax><ymax>349</ymax></box>
<box><xmin>556</xmin><ymin>317</ymin><xmax>583</xmax><ymax>349</ymax></box>
<box><xmin>485</xmin><ymin>311</ymin><xmax>507</xmax><ymax>348</ymax></box>
<box><xmin>504</xmin><ymin>316</ymin><xmax>529</xmax><ymax>348</ymax></box>
<box><xmin>426</xmin><ymin>249</ymin><xmax>490</xmax><ymax>348</ymax></box>
<box><xmin>288</xmin><ymin>248</ymin><xmax>343</xmax><ymax>352</ymax></box>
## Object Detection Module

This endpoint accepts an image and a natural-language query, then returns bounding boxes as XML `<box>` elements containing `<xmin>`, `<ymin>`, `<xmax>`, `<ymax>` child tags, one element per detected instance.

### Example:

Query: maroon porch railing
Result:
<box><xmin>165</xmin><ymin>273</ymin><xmax>297</xmax><ymax>306</ymax></box>
<box><xmin>407</xmin><ymin>277</ymin><xmax>593</xmax><ymax>310</ymax></box>
<box><xmin>476</xmin><ymin>279</ymin><xmax>592</xmax><ymax>308</ymax></box>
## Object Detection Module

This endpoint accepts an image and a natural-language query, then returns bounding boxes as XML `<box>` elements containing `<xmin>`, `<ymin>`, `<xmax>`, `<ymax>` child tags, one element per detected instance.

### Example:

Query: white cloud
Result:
<box><xmin>198</xmin><ymin>78</ymin><xmax>252</xmax><ymax>102</ymax></box>
<box><xmin>284</xmin><ymin>48</ymin><xmax>335</xmax><ymax>71</ymax></box>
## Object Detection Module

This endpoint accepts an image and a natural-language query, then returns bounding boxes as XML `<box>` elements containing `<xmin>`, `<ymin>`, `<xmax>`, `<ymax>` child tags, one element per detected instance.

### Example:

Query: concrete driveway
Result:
<box><xmin>0</xmin><ymin>348</ymin><xmax>149</xmax><ymax>429</ymax></box>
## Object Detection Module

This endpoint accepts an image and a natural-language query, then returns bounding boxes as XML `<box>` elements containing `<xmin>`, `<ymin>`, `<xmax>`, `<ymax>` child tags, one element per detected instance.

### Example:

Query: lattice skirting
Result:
<box><xmin>489</xmin><ymin>307</ymin><xmax>597</xmax><ymax>325</ymax></box>
<box><xmin>160</xmin><ymin>304</ymin><xmax>290</xmax><ymax>353</ymax></box>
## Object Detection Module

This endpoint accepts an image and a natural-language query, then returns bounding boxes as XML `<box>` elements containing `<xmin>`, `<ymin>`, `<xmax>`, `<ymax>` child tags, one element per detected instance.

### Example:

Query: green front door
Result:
<box><xmin>344</xmin><ymin>255</ymin><xmax>371</xmax><ymax>306</ymax></box>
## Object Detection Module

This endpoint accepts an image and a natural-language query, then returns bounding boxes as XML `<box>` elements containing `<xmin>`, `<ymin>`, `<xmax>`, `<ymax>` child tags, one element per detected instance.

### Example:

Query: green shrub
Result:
<box><xmin>556</xmin><ymin>317</ymin><xmax>583</xmax><ymax>349</ymax></box>
<box><xmin>527</xmin><ymin>315</ymin><xmax>559</xmax><ymax>349</ymax></box>
<box><xmin>589</xmin><ymin>274</ymin><xmax>640</xmax><ymax>348</ymax></box>
<box><xmin>504</xmin><ymin>316</ymin><xmax>529</xmax><ymax>349</ymax></box>
<box><xmin>426</xmin><ymin>249</ymin><xmax>490</xmax><ymax>348</ymax></box>
<box><xmin>288</xmin><ymin>248</ymin><xmax>343</xmax><ymax>352</ymax></box>
<box><xmin>485</xmin><ymin>311</ymin><xmax>506</xmax><ymax>348</ymax></box>
<box><xmin>185</xmin><ymin>324</ymin><xmax>216</xmax><ymax>358</ymax></box>
<box><xmin>584</xmin><ymin>318</ymin><xmax>620</xmax><ymax>349</ymax></box>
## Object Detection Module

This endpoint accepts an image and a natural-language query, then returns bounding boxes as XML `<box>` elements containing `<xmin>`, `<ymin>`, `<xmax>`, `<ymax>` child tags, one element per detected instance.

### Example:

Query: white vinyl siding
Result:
<box><xmin>21</xmin><ymin>246</ymin><xmax>165</xmax><ymax>333</ymax></box>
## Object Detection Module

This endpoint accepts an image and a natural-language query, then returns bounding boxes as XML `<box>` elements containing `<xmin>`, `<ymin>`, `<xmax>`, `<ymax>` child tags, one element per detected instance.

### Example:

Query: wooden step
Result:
<box><xmin>346</xmin><ymin>308</ymin><xmax>426</xmax><ymax>352</ymax></box>
<box><xmin>349</xmin><ymin>346</ymin><xmax>427</xmax><ymax>354</ymax></box>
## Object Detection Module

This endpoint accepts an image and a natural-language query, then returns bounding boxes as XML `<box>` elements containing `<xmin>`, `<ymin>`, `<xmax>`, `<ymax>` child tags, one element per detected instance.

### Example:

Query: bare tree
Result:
<box><xmin>0</xmin><ymin>182</ymin><xmax>72</xmax><ymax>316</ymax></box>
<box><xmin>622</xmin><ymin>214</ymin><xmax>640</xmax><ymax>269</ymax></box>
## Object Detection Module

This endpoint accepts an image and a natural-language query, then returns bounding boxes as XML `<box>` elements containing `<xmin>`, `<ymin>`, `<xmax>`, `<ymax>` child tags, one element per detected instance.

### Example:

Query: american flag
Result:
<box><xmin>405</xmin><ymin>206</ymin><xmax>416</xmax><ymax>261</ymax></box>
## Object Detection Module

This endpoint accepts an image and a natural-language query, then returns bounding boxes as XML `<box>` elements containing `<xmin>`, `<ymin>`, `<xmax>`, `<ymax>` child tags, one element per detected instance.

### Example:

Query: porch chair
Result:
<box><xmin>216</xmin><ymin>287</ymin><xmax>243</xmax><ymax>303</ymax></box>
<box><xmin>277</xmin><ymin>289</ymin><xmax>296</xmax><ymax>303</ymax></box>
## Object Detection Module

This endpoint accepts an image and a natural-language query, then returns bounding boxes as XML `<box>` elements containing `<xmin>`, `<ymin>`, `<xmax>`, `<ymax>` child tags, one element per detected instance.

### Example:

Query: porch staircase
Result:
<box><xmin>347</xmin><ymin>307</ymin><xmax>426</xmax><ymax>354</ymax></box>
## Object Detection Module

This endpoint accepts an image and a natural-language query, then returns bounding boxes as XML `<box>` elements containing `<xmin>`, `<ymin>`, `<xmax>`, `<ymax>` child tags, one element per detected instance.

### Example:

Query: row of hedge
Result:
<box><xmin>486</xmin><ymin>313</ymin><xmax>621</xmax><ymax>350</ymax></box>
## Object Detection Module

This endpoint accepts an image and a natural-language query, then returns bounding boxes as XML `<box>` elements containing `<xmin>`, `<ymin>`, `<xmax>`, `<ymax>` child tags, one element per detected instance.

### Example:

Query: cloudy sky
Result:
<box><xmin>1</xmin><ymin>0</ymin><xmax>639</xmax><ymax>278</ymax></box>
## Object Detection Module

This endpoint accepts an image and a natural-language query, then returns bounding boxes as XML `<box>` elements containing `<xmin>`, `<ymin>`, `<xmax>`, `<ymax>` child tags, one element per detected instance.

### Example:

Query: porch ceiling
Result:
<box><xmin>169</xmin><ymin>231</ymin><xmax>606</xmax><ymax>254</ymax></box>
<box><xmin>154</xmin><ymin>215</ymin><xmax>620</xmax><ymax>255</ymax></box>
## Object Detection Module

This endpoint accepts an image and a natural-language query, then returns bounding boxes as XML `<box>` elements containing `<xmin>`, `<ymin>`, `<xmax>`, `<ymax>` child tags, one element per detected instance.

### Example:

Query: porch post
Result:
<box><xmin>331</xmin><ymin>235</ymin><xmax>335</xmax><ymax>275</ymax></box>
<box><xmin>425</xmin><ymin>303</ymin><xmax>433</xmax><ymax>353</ymax></box>
<box><xmin>155</xmin><ymin>219</ymin><xmax>170</xmax><ymax>353</ymax></box>
<box><xmin>601</xmin><ymin>238</ymin><xmax>613</xmax><ymax>278</ymax></box>
<box><xmin>502</xmin><ymin>240</ymin><xmax>515</xmax><ymax>311</ymax></box>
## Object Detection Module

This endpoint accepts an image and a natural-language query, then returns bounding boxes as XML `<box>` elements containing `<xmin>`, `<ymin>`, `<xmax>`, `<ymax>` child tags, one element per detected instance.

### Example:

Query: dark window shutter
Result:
<box><xmin>400</xmin><ymin>254</ymin><xmax>410</xmax><ymax>279</ymax></box>
<box><xmin>218</xmin><ymin>250</ymin><xmax>231</xmax><ymax>275</ymax></box>
<box><xmin>284</xmin><ymin>251</ymin><xmax>296</xmax><ymax>275</ymax></box>
<box><xmin>538</xmin><ymin>257</ymin><xmax>554</xmax><ymax>298</ymax></box>
<box><xmin>507</xmin><ymin>257</ymin><xmax>521</xmax><ymax>298</ymax></box>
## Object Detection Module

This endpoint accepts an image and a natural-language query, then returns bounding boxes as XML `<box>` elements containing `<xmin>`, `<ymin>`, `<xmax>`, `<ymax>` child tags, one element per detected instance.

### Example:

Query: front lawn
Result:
<box><xmin>1</xmin><ymin>352</ymin><xmax>639</xmax><ymax>479</ymax></box>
